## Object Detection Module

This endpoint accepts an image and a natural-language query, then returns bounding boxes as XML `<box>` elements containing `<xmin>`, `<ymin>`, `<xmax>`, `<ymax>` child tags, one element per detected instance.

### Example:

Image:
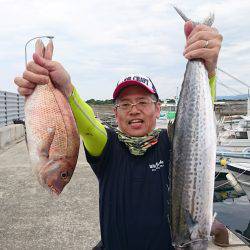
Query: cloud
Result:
<box><xmin>0</xmin><ymin>0</ymin><xmax>249</xmax><ymax>99</ymax></box>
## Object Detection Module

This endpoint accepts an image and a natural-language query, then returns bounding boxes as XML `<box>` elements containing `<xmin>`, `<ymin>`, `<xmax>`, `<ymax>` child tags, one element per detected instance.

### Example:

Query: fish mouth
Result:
<box><xmin>49</xmin><ymin>185</ymin><xmax>61</xmax><ymax>195</ymax></box>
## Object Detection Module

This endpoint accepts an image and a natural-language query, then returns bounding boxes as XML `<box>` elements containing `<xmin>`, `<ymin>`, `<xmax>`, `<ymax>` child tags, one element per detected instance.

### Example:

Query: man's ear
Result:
<box><xmin>156</xmin><ymin>102</ymin><xmax>161</xmax><ymax>119</ymax></box>
<box><xmin>113</xmin><ymin>107</ymin><xmax>118</xmax><ymax>122</ymax></box>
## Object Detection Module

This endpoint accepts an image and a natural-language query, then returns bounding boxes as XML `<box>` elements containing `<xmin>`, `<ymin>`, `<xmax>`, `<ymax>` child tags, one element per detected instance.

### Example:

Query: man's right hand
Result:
<box><xmin>14</xmin><ymin>41</ymin><xmax>73</xmax><ymax>98</ymax></box>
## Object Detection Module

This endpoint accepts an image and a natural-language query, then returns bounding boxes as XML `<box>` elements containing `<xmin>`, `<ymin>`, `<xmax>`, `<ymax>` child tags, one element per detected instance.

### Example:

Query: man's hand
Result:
<box><xmin>14</xmin><ymin>41</ymin><xmax>73</xmax><ymax>97</ymax></box>
<box><xmin>183</xmin><ymin>21</ymin><xmax>223</xmax><ymax>78</ymax></box>
<box><xmin>32</xmin><ymin>53</ymin><xmax>73</xmax><ymax>97</ymax></box>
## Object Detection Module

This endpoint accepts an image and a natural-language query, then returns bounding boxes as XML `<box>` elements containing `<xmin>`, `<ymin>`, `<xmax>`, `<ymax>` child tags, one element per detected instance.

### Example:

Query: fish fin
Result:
<box><xmin>172</xmin><ymin>6</ymin><xmax>190</xmax><ymax>22</ymax></box>
<box><xmin>213</xmin><ymin>212</ymin><xmax>217</xmax><ymax>223</ymax></box>
<box><xmin>38</xmin><ymin>127</ymin><xmax>56</xmax><ymax>160</ymax></box>
<box><xmin>167</xmin><ymin>121</ymin><xmax>175</xmax><ymax>144</ymax></box>
<box><xmin>184</xmin><ymin>209</ymin><xmax>199</xmax><ymax>240</ymax></box>
<box><xmin>173</xmin><ymin>6</ymin><xmax>214</xmax><ymax>27</ymax></box>
<box><xmin>202</xmin><ymin>13</ymin><xmax>215</xmax><ymax>27</ymax></box>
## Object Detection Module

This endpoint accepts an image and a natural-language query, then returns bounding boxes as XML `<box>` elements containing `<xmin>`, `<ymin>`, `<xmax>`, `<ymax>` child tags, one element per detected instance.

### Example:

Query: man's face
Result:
<box><xmin>114</xmin><ymin>86</ymin><xmax>161</xmax><ymax>137</ymax></box>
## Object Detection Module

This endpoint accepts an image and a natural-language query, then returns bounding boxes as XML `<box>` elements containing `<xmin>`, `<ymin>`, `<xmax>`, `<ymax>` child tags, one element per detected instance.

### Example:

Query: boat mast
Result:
<box><xmin>175</xmin><ymin>85</ymin><xmax>179</xmax><ymax>105</ymax></box>
<box><xmin>248</xmin><ymin>88</ymin><xmax>250</xmax><ymax>117</ymax></box>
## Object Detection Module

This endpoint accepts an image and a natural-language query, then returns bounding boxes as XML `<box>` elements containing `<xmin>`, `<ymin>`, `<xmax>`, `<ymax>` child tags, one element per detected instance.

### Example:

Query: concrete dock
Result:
<box><xmin>0</xmin><ymin>135</ymin><xmax>249</xmax><ymax>249</ymax></box>
<box><xmin>0</xmin><ymin>139</ymin><xmax>100</xmax><ymax>250</ymax></box>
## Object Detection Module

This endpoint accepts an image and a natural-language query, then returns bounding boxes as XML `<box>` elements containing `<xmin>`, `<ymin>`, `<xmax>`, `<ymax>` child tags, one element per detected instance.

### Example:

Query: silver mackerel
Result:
<box><xmin>170</xmin><ymin>8</ymin><xmax>217</xmax><ymax>250</ymax></box>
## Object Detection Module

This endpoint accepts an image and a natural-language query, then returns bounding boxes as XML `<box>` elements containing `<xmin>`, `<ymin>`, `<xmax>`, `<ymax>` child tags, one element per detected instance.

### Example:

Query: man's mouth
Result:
<box><xmin>128</xmin><ymin>119</ymin><xmax>144</xmax><ymax>125</ymax></box>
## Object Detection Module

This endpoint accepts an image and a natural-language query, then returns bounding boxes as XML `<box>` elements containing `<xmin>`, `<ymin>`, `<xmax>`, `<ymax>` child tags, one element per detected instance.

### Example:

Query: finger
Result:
<box><xmin>17</xmin><ymin>87</ymin><xmax>34</xmax><ymax>96</ymax></box>
<box><xmin>186</xmin><ymin>30</ymin><xmax>216</xmax><ymax>48</ymax></box>
<box><xmin>26</xmin><ymin>61</ymin><xmax>49</xmax><ymax>76</ymax></box>
<box><xmin>184</xmin><ymin>39</ymin><xmax>216</xmax><ymax>55</ymax></box>
<box><xmin>35</xmin><ymin>39</ymin><xmax>45</xmax><ymax>58</ymax></box>
<box><xmin>188</xmin><ymin>24</ymin><xmax>215</xmax><ymax>39</ymax></box>
<box><xmin>14</xmin><ymin>77</ymin><xmax>36</xmax><ymax>89</ymax></box>
<box><xmin>184</xmin><ymin>48</ymin><xmax>213</xmax><ymax>61</ymax></box>
<box><xmin>184</xmin><ymin>21</ymin><xmax>194</xmax><ymax>39</ymax></box>
<box><xmin>23</xmin><ymin>70</ymin><xmax>49</xmax><ymax>85</ymax></box>
<box><xmin>33</xmin><ymin>53</ymin><xmax>57</xmax><ymax>71</ymax></box>
<box><xmin>44</xmin><ymin>39</ymin><xmax>54</xmax><ymax>60</ymax></box>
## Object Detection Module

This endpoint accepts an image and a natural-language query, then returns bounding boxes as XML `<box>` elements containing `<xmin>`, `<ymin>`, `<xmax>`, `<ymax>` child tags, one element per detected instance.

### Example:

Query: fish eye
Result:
<box><xmin>61</xmin><ymin>171</ymin><xmax>68</xmax><ymax>179</ymax></box>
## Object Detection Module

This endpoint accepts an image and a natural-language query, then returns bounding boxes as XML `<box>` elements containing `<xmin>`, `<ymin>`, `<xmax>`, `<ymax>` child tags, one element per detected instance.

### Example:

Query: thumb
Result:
<box><xmin>184</xmin><ymin>21</ymin><xmax>193</xmax><ymax>39</ymax></box>
<box><xmin>33</xmin><ymin>53</ymin><xmax>56</xmax><ymax>71</ymax></box>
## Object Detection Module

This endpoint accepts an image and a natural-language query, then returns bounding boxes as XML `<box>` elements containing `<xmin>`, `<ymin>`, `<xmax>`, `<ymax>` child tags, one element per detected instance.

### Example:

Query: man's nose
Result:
<box><xmin>129</xmin><ymin>104</ymin><xmax>140</xmax><ymax>113</ymax></box>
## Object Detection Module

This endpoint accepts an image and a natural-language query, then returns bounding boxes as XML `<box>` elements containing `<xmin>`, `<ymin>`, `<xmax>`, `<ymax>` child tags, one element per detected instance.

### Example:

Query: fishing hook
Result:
<box><xmin>24</xmin><ymin>35</ymin><xmax>54</xmax><ymax>66</ymax></box>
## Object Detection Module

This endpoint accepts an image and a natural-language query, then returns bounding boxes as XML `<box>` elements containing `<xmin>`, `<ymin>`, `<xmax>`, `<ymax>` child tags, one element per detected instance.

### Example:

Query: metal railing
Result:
<box><xmin>0</xmin><ymin>91</ymin><xmax>25</xmax><ymax>127</ymax></box>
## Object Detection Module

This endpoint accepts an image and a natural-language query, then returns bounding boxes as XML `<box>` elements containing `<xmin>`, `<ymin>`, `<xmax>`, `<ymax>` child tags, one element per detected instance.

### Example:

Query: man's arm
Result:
<box><xmin>14</xmin><ymin>43</ymin><xmax>108</xmax><ymax>157</ymax></box>
<box><xmin>68</xmin><ymin>86</ymin><xmax>107</xmax><ymax>157</ymax></box>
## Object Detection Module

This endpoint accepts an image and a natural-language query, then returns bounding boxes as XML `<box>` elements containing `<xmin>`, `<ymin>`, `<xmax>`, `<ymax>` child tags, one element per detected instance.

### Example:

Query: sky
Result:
<box><xmin>0</xmin><ymin>0</ymin><xmax>250</xmax><ymax>100</ymax></box>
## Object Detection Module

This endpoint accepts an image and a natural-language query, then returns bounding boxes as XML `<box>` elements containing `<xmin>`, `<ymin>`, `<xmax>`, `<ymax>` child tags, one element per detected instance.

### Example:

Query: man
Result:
<box><xmin>15</xmin><ymin>21</ymin><xmax>223</xmax><ymax>249</ymax></box>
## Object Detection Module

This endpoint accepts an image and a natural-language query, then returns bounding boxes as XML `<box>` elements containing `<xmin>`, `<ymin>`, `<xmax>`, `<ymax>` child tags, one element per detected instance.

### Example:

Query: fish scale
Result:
<box><xmin>25</xmin><ymin>39</ymin><xmax>80</xmax><ymax>195</ymax></box>
<box><xmin>171</xmin><ymin>8</ymin><xmax>217</xmax><ymax>250</ymax></box>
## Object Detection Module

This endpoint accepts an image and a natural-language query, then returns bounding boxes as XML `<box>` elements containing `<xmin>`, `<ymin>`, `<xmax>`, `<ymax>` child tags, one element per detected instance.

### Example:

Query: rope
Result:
<box><xmin>214</xmin><ymin>171</ymin><xmax>221</xmax><ymax>180</ymax></box>
<box><xmin>217</xmin><ymin>67</ymin><xmax>250</xmax><ymax>88</ymax></box>
<box><xmin>217</xmin><ymin>79</ymin><xmax>243</xmax><ymax>95</ymax></box>
<box><xmin>214</xmin><ymin>169</ymin><xmax>247</xmax><ymax>189</ymax></box>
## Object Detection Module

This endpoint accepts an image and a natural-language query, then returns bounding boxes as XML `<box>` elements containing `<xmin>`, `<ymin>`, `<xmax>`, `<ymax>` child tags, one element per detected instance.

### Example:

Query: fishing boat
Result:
<box><xmin>218</xmin><ymin>116</ymin><xmax>250</xmax><ymax>152</ymax></box>
<box><xmin>217</xmin><ymin>93</ymin><xmax>250</xmax><ymax>152</ymax></box>
<box><xmin>216</xmin><ymin>150</ymin><xmax>250</xmax><ymax>200</ymax></box>
<box><xmin>226</xmin><ymin>161</ymin><xmax>250</xmax><ymax>200</ymax></box>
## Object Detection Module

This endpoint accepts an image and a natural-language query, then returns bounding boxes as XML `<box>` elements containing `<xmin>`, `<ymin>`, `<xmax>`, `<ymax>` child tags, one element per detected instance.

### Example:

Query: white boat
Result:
<box><xmin>218</xmin><ymin>94</ymin><xmax>250</xmax><ymax>152</ymax></box>
<box><xmin>216</xmin><ymin>150</ymin><xmax>250</xmax><ymax>200</ymax></box>
<box><xmin>226</xmin><ymin>161</ymin><xmax>250</xmax><ymax>200</ymax></box>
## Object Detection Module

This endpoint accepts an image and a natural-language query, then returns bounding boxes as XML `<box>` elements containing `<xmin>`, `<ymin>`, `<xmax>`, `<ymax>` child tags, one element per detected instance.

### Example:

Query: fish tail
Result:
<box><xmin>172</xmin><ymin>5</ymin><xmax>190</xmax><ymax>22</ymax></box>
<box><xmin>202</xmin><ymin>13</ymin><xmax>215</xmax><ymax>27</ymax></box>
<box><xmin>173</xmin><ymin>6</ymin><xmax>215</xmax><ymax>27</ymax></box>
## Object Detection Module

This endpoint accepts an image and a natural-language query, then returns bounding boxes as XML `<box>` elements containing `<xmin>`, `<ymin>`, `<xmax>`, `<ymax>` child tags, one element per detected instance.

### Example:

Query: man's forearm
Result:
<box><xmin>68</xmin><ymin>86</ymin><xmax>107</xmax><ymax>157</ymax></box>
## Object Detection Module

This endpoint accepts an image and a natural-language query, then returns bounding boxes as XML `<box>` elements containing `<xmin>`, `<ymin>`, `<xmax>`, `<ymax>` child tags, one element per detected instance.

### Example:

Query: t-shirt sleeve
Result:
<box><xmin>209</xmin><ymin>75</ymin><xmax>216</xmax><ymax>104</ymax></box>
<box><xmin>84</xmin><ymin>128</ymin><xmax>113</xmax><ymax>179</ymax></box>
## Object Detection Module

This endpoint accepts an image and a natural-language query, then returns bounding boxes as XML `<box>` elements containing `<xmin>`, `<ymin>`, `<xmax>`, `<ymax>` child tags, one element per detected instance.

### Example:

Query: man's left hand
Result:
<box><xmin>183</xmin><ymin>21</ymin><xmax>223</xmax><ymax>78</ymax></box>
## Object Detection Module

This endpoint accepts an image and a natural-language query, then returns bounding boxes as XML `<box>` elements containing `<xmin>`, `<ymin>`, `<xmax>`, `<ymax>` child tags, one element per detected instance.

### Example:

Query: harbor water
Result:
<box><xmin>214</xmin><ymin>191</ymin><xmax>250</xmax><ymax>244</ymax></box>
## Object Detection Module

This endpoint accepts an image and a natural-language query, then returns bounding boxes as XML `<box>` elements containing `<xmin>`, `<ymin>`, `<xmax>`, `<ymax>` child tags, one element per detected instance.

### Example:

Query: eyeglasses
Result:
<box><xmin>115</xmin><ymin>100</ymin><xmax>157</xmax><ymax>112</ymax></box>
